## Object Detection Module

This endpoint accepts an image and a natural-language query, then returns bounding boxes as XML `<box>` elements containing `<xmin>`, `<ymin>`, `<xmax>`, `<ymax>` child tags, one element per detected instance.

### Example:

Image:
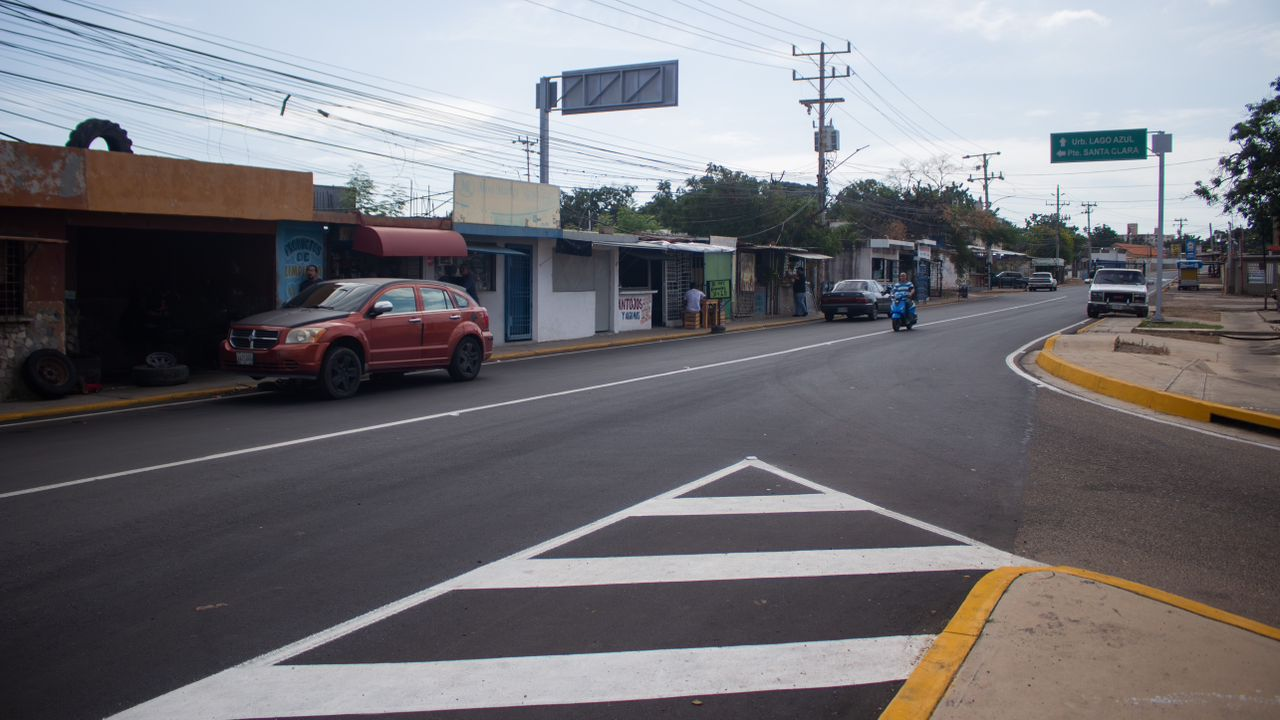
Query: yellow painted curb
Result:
<box><xmin>1037</xmin><ymin>335</ymin><xmax>1280</xmax><ymax>431</ymax></box>
<box><xmin>880</xmin><ymin>566</ymin><xmax>1280</xmax><ymax>719</ymax></box>
<box><xmin>0</xmin><ymin>384</ymin><xmax>258</xmax><ymax>424</ymax></box>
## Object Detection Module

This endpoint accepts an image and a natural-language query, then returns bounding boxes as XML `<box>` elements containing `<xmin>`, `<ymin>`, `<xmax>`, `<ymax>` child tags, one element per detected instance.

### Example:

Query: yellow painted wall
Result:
<box><xmin>0</xmin><ymin>142</ymin><xmax>314</xmax><ymax>221</ymax></box>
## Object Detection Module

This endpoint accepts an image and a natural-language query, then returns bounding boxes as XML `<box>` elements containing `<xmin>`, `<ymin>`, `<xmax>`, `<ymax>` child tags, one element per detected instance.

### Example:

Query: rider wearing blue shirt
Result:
<box><xmin>891</xmin><ymin>272</ymin><xmax>915</xmax><ymax>304</ymax></box>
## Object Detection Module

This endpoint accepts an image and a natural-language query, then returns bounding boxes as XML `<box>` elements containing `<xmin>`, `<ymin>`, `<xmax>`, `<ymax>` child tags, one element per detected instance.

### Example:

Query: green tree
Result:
<box><xmin>1091</xmin><ymin>224</ymin><xmax>1121</xmax><ymax>247</ymax></box>
<box><xmin>341</xmin><ymin>164</ymin><xmax>407</xmax><ymax>216</ymax></box>
<box><xmin>1195</xmin><ymin>76</ymin><xmax>1280</xmax><ymax>251</ymax></box>
<box><xmin>560</xmin><ymin>185</ymin><xmax>639</xmax><ymax>230</ymax></box>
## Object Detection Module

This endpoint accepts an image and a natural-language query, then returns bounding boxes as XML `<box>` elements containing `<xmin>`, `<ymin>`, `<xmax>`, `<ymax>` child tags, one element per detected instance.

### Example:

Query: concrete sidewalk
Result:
<box><xmin>1035</xmin><ymin>288</ymin><xmax>1280</xmax><ymax>432</ymax></box>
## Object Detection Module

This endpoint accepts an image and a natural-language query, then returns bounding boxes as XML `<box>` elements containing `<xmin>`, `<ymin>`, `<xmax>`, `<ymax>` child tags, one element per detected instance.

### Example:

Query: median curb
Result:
<box><xmin>1036</xmin><ymin>335</ymin><xmax>1280</xmax><ymax>432</ymax></box>
<box><xmin>880</xmin><ymin>566</ymin><xmax>1280</xmax><ymax>720</ymax></box>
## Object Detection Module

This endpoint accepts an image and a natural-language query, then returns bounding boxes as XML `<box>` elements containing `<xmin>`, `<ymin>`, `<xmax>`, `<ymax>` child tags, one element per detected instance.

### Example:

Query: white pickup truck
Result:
<box><xmin>1087</xmin><ymin>268</ymin><xmax>1149</xmax><ymax>318</ymax></box>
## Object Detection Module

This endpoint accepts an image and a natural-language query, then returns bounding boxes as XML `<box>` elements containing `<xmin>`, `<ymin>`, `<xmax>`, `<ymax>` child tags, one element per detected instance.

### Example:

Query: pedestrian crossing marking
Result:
<box><xmin>110</xmin><ymin>457</ymin><xmax>1034</xmax><ymax>719</ymax></box>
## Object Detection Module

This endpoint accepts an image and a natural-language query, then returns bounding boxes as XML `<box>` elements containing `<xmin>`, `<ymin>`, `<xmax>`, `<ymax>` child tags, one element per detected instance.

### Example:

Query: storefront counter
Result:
<box><xmin>617</xmin><ymin>289</ymin><xmax>656</xmax><ymax>331</ymax></box>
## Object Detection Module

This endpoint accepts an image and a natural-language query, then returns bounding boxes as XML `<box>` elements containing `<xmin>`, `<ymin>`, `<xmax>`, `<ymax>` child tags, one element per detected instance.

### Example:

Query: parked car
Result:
<box><xmin>1027</xmin><ymin>272</ymin><xmax>1058</xmax><ymax>291</ymax></box>
<box><xmin>819</xmin><ymin>279</ymin><xmax>892</xmax><ymax>321</ymax></box>
<box><xmin>1086</xmin><ymin>268</ymin><xmax>1149</xmax><ymax>318</ymax></box>
<box><xmin>992</xmin><ymin>271</ymin><xmax>1029</xmax><ymax>288</ymax></box>
<box><xmin>219</xmin><ymin>278</ymin><xmax>494</xmax><ymax>399</ymax></box>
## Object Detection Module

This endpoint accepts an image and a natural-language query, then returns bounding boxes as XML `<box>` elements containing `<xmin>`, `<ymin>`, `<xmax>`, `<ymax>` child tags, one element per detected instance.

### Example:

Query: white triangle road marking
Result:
<box><xmin>109</xmin><ymin>457</ymin><xmax>1035</xmax><ymax>719</ymax></box>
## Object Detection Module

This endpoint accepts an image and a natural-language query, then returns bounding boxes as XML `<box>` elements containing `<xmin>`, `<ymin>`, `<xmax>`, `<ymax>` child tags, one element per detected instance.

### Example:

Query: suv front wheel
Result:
<box><xmin>318</xmin><ymin>346</ymin><xmax>363</xmax><ymax>399</ymax></box>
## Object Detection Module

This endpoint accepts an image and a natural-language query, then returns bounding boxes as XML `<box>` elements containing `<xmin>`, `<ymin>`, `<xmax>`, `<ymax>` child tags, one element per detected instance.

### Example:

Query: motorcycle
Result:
<box><xmin>890</xmin><ymin>290</ymin><xmax>917</xmax><ymax>332</ymax></box>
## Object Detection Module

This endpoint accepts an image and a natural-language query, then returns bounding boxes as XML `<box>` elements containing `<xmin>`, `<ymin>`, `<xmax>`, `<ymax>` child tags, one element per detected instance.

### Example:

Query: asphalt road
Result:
<box><xmin>2</xmin><ymin>286</ymin><xmax>1277</xmax><ymax>719</ymax></box>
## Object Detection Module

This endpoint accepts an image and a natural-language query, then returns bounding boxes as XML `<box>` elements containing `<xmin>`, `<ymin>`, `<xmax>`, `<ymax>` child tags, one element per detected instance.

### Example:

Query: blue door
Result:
<box><xmin>504</xmin><ymin>246</ymin><xmax>532</xmax><ymax>341</ymax></box>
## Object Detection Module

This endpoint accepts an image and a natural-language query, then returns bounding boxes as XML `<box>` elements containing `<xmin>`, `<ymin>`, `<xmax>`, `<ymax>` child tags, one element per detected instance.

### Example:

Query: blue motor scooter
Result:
<box><xmin>890</xmin><ymin>288</ymin><xmax>917</xmax><ymax>332</ymax></box>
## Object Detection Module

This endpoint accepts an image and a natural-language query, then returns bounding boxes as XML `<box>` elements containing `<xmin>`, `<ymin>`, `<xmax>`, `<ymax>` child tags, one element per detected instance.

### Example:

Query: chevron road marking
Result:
<box><xmin>111</xmin><ymin>457</ymin><xmax>1032</xmax><ymax>719</ymax></box>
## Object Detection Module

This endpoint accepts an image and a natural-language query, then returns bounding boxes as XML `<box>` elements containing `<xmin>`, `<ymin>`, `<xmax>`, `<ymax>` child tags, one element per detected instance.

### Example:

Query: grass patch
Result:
<box><xmin>1137</xmin><ymin>320</ymin><xmax>1222</xmax><ymax>330</ymax></box>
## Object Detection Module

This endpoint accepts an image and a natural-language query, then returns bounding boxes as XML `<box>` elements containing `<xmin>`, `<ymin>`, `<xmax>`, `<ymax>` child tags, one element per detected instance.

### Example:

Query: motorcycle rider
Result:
<box><xmin>891</xmin><ymin>272</ymin><xmax>917</xmax><ymax>322</ymax></box>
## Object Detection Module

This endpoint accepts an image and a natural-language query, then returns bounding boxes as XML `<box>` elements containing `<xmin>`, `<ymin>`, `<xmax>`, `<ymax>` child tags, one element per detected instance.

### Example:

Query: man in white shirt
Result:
<box><xmin>684</xmin><ymin>283</ymin><xmax>706</xmax><ymax>313</ymax></box>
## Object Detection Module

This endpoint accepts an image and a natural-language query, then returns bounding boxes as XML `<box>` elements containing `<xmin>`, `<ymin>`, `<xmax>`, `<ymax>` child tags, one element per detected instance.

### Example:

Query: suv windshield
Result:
<box><xmin>1093</xmin><ymin>270</ymin><xmax>1144</xmax><ymax>285</ymax></box>
<box><xmin>284</xmin><ymin>282</ymin><xmax>378</xmax><ymax>310</ymax></box>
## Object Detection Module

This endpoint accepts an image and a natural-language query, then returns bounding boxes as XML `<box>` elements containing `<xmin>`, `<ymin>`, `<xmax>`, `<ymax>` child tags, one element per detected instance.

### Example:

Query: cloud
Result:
<box><xmin>948</xmin><ymin>2</ymin><xmax>1018</xmax><ymax>40</ymax></box>
<box><xmin>1038</xmin><ymin>9</ymin><xmax>1110</xmax><ymax>30</ymax></box>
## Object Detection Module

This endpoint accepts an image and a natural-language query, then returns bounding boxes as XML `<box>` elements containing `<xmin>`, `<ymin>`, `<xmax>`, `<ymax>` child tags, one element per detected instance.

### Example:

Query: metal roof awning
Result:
<box><xmin>788</xmin><ymin>251</ymin><xmax>833</xmax><ymax>260</ymax></box>
<box><xmin>637</xmin><ymin>240</ymin><xmax>733</xmax><ymax>254</ymax></box>
<box><xmin>353</xmin><ymin>226</ymin><xmax>467</xmax><ymax>257</ymax></box>
<box><xmin>468</xmin><ymin>245</ymin><xmax>527</xmax><ymax>257</ymax></box>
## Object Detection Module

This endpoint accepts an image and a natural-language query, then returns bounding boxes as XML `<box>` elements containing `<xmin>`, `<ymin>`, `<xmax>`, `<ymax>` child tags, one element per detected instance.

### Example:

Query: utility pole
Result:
<box><xmin>1045</xmin><ymin>186</ymin><xmax>1069</xmax><ymax>277</ymax></box>
<box><xmin>513</xmin><ymin>136</ymin><xmax>537</xmax><ymax>182</ymax></box>
<box><xmin>962</xmin><ymin>151</ymin><xmax>1003</xmax><ymax>210</ymax></box>
<box><xmin>793</xmin><ymin>42</ymin><xmax>850</xmax><ymax>224</ymax></box>
<box><xmin>1081</xmin><ymin>201</ymin><xmax>1097</xmax><ymax>278</ymax></box>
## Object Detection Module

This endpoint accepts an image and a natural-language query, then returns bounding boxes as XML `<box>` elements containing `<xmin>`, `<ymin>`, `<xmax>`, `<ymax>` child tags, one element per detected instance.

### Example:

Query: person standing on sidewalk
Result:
<box><xmin>792</xmin><ymin>267</ymin><xmax>809</xmax><ymax>316</ymax></box>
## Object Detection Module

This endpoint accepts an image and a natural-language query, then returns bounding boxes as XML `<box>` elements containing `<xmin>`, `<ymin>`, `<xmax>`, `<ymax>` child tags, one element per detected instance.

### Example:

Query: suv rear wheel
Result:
<box><xmin>447</xmin><ymin>336</ymin><xmax>483</xmax><ymax>381</ymax></box>
<box><xmin>318</xmin><ymin>346</ymin><xmax>362</xmax><ymax>399</ymax></box>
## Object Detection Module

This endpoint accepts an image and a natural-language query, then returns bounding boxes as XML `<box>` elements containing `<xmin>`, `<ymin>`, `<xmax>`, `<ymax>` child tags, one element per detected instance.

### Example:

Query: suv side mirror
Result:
<box><xmin>370</xmin><ymin>300</ymin><xmax>394</xmax><ymax>317</ymax></box>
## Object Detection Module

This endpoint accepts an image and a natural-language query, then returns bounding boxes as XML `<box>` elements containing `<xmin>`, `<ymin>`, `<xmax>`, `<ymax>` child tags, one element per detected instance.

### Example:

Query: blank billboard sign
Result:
<box><xmin>560</xmin><ymin>60</ymin><xmax>678</xmax><ymax>115</ymax></box>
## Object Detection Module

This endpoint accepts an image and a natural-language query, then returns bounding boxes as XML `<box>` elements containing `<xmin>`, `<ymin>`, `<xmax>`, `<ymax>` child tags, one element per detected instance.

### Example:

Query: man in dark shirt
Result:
<box><xmin>298</xmin><ymin>264</ymin><xmax>321</xmax><ymax>294</ymax></box>
<box><xmin>792</xmin><ymin>267</ymin><xmax>808</xmax><ymax>316</ymax></box>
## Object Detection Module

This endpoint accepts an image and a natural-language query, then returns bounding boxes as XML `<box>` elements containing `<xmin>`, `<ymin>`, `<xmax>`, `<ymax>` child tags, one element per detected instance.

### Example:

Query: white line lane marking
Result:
<box><xmin>455</xmin><ymin>546</ymin><xmax>1024</xmax><ymax>589</ymax></box>
<box><xmin>1004</xmin><ymin>323</ymin><xmax>1280</xmax><ymax>452</ymax></box>
<box><xmin>108</xmin><ymin>636</ymin><xmax>935</xmax><ymax>719</ymax></box>
<box><xmin>2</xmin><ymin>297</ymin><xmax>1064</xmax><ymax>500</ymax></box>
<box><xmin>633</xmin><ymin>494</ymin><xmax>877</xmax><ymax>515</ymax></box>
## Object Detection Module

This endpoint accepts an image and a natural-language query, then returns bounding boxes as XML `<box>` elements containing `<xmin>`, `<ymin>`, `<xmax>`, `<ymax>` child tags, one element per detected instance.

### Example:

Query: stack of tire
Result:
<box><xmin>131</xmin><ymin>352</ymin><xmax>190</xmax><ymax>387</ymax></box>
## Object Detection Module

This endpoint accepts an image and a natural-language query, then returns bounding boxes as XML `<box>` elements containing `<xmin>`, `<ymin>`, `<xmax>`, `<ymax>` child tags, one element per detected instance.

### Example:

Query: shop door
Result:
<box><xmin>504</xmin><ymin>246</ymin><xmax>532</xmax><ymax>341</ymax></box>
<box><xmin>594</xmin><ymin>251</ymin><xmax>612</xmax><ymax>332</ymax></box>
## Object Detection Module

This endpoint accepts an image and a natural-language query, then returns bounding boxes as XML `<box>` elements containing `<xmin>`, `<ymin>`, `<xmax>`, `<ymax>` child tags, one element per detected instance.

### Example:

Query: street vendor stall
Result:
<box><xmin>1177</xmin><ymin>260</ymin><xmax>1201</xmax><ymax>291</ymax></box>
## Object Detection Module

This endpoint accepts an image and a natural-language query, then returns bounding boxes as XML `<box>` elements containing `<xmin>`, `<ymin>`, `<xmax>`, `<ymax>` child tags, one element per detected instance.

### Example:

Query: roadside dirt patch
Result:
<box><xmin>1114</xmin><ymin>337</ymin><xmax>1169</xmax><ymax>355</ymax></box>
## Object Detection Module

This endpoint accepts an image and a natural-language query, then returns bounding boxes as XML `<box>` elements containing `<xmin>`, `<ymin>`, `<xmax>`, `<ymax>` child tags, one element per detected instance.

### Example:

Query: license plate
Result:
<box><xmin>836</xmin><ymin>307</ymin><xmax>847</xmax><ymax>313</ymax></box>
<box><xmin>236</xmin><ymin>351</ymin><xmax>254</xmax><ymax>366</ymax></box>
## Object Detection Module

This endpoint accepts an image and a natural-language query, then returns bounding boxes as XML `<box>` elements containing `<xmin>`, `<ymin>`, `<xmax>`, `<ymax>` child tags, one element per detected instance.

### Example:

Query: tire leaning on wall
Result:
<box><xmin>65</xmin><ymin>118</ymin><xmax>134</xmax><ymax>153</ymax></box>
<box><xmin>22</xmin><ymin>349</ymin><xmax>80</xmax><ymax>399</ymax></box>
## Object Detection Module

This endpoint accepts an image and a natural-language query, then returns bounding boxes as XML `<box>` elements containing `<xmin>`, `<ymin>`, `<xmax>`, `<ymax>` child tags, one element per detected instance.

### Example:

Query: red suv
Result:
<box><xmin>220</xmin><ymin>278</ymin><xmax>493</xmax><ymax>399</ymax></box>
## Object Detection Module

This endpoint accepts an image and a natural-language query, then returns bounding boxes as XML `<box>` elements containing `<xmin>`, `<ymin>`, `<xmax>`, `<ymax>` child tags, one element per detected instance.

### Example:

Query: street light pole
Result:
<box><xmin>1151</xmin><ymin>131</ymin><xmax>1172</xmax><ymax>322</ymax></box>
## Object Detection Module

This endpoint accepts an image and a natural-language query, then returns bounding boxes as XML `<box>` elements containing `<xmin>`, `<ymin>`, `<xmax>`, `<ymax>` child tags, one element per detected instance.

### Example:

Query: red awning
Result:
<box><xmin>353</xmin><ymin>226</ymin><xmax>467</xmax><ymax>258</ymax></box>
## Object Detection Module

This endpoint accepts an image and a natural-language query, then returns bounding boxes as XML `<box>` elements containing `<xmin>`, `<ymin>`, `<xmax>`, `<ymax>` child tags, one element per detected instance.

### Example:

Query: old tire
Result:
<box><xmin>131</xmin><ymin>363</ymin><xmax>190</xmax><ymax>387</ymax></box>
<box><xmin>66</xmin><ymin>119</ymin><xmax>134</xmax><ymax>152</ymax></box>
<box><xmin>317</xmin><ymin>347</ymin><xmax>362</xmax><ymax>399</ymax></box>
<box><xmin>447</xmin><ymin>336</ymin><xmax>483</xmax><ymax>381</ymax></box>
<box><xmin>22</xmin><ymin>349</ymin><xmax>79</xmax><ymax>398</ymax></box>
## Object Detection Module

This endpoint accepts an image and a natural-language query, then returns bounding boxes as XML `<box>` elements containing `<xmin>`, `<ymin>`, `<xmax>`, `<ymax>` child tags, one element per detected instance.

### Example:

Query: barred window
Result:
<box><xmin>0</xmin><ymin>240</ymin><xmax>23</xmax><ymax>317</ymax></box>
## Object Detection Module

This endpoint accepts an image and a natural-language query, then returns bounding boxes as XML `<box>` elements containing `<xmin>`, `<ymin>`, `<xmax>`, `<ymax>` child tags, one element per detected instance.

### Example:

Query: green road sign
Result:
<box><xmin>1050</xmin><ymin>129</ymin><xmax>1147</xmax><ymax>163</ymax></box>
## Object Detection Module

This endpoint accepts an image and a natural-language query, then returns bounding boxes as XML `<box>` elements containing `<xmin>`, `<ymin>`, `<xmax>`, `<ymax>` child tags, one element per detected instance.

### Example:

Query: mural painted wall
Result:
<box><xmin>276</xmin><ymin>222</ymin><xmax>326</xmax><ymax>305</ymax></box>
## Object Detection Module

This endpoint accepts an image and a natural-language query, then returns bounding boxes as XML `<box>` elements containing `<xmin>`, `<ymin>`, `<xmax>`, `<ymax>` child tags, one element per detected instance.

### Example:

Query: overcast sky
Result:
<box><xmin>2</xmin><ymin>0</ymin><xmax>1277</xmax><ymax>241</ymax></box>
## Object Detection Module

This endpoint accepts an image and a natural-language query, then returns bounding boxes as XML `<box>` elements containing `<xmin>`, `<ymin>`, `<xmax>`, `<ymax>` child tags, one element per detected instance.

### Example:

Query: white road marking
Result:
<box><xmin>109</xmin><ymin>636</ymin><xmax>935</xmax><ymax>720</ymax></box>
<box><xmin>633</xmin><ymin>493</ymin><xmax>876</xmax><ymax>515</ymax></box>
<box><xmin>109</xmin><ymin>458</ymin><xmax>1034</xmax><ymax>719</ymax></box>
<box><xmin>2</xmin><ymin>296</ymin><xmax>1065</xmax><ymax>500</ymax></box>
<box><xmin>1004</xmin><ymin>323</ymin><xmax>1280</xmax><ymax>452</ymax></box>
<box><xmin>455</xmin><ymin>546</ymin><xmax>1023</xmax><ymax>589</ymax></box>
